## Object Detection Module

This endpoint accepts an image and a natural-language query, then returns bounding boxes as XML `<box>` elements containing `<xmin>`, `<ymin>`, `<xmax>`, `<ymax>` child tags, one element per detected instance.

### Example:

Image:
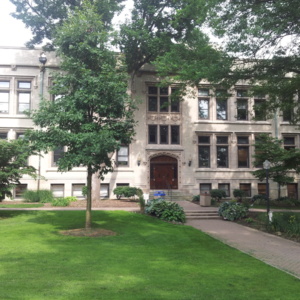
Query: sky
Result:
<box><xmin>0</xmin><ymin>0</ymin><xmax>133</xmax><ymax>48</ymax></box>
<box><xmin>0</xmin><ymin>0</ymin><xmax>33</xmax><ymax>47</ymax></box>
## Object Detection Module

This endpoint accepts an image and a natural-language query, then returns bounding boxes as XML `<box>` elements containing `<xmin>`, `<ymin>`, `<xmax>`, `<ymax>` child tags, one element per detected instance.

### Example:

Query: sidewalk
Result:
<box><xmin>177</xmin><ymin>201</ymin><xmax>300</xmax><ymax>279</ymax></box>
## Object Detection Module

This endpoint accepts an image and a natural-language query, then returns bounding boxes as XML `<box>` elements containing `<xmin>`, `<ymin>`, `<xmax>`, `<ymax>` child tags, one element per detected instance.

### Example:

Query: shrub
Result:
<box><xmin>51</xmin><ymin>197</ymin><xmax>71</xmax><ymax>207</ymax></box>
<box><xmin>210</xmin><ymin>189</ymin><xmax>226</xmax><ymax>202</ymax></box>
<box><xmin>64</xmin><ymin>196</ymin><xmax>77</xmax><ymax>202</ymax></box>
<box><xmin>218</xmin><ymin>201</ymin><xmax>249</xmax><ymax>221</ymax></box>
<box><xmin>113</xmin><ymin>186</ymin><xmax>142</xmax><ymax>200</ymax></box>
<box><xmin>22</xmin><ymin>189</ymin><xmax>54</xmax><ymax>203</ymax></box>
<box><xmin>82</xmin><ymin>186</ymin><xmax>88</xmax><ymax>198</ymax></box>
<box><xmin>233</xmin><ymin>189</ymin><xmax>246</xmax><ymax>202</ymax></box>
<box><xmin>270</xmin><ymin>212</ymin><xmax>300</xmax><ymax>236</ymax></box>
<box><xmin>192</xmin><ymin>195</ymin><xmax>200</xmax><ymax>202</ymax></box>
<box><xmin>145</xmin><ymin>198</ymin><xmax>185</xmax><ymax>223</ymax></box>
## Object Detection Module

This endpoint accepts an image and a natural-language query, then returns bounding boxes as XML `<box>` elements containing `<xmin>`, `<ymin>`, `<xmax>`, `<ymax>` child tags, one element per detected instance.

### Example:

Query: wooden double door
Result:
<box><xmin>150</xmin><ymin>155</ymin><xmax>178</xmax><ymax>189</ymax></box>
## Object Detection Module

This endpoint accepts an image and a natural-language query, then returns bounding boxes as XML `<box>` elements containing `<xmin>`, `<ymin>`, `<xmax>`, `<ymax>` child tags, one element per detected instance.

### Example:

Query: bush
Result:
<box><xmin>51</xmin><ymin>197</ymin><xmax>71</xmax><ymax>207</ymax></box>
<box><xmin>113</xmin><ymin>186</ymin><xmax>142</xmax><ymax>200</ymax></box>
<box><xmin>145</xmin><ymin>198</ymin><xmax>186</xmax><ymax>223</ymax></box>
<box><xmin>233</xmin><ymin>189</ymin><xmax>246</xmax><ymax>202</ymax></box>
<box><xmin>22</xmin><ymin>189</ymin><xmax>54</xmax><ymax>203</ymax></box>
<box><xmin>192</xmin><ymin>195</ymin><xmax>200</xmax><ymax>202</ymax></box>
<box><xmin>64</xmin><ymin>196</ymin><xmax>77</xmax><ymax>202</ymax></box>
<box><xmin>251</xmin><ymin>194</ymin><xmax>267</xmax><ymax>205</ymax></box>
<box><xmin>218</xmin><ymin>201</ymin><xmax>249</xmax><ymax>221</ymax></box>
<box><xmin>210</xmin><ymin>189</ymin><xmax>226</xmax><ymax>202</ymax></box>
<box><xmin>270</xmin><ymin>213</ymin><xmax>300</xmax><ymax>236</ymax></box>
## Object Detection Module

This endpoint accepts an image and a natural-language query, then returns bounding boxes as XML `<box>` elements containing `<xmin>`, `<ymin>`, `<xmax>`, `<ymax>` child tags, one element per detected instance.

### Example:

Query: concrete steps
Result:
<box><xmin>185</xmin><ymin>209</ymin><xmax>221</xmax><ymax>220</ymax></box>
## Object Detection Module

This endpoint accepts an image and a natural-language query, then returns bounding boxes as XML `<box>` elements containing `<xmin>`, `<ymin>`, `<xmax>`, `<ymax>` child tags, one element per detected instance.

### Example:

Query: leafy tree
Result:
<box><xmin>9</xmin><ymin>0</ymin><xmax>124</xmax><ymax>49</ymax></box>
<box><xmin>27</xmin><ymin>2</ymin><xmax>136</xmax><ymax>229</ymax></box>
<box><xmin>252</xmin><ymin>134</ymin><xmax>300</xmax><ymax>197</ymax></box>
<box><xmin>208</xmin><ymin>0</ymin><xmax>300</xmax><ymax>123</ymax></box>
<box><xmin>0</xmin><ymin>139</ymin><xmax>36</xmax><ymax>201</ymax></box>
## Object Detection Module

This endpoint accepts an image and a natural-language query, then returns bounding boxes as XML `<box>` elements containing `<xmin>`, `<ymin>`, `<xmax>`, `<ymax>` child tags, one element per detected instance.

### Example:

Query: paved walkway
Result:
<box><xmin>176</xmin><ymin>201</ymin><xmax>300</xmax><ymax>279</ymax></box>
<box><xmin>1</xmin><ymin>202</ymin><xmax>300</xmax><ymax>279</ymax></box>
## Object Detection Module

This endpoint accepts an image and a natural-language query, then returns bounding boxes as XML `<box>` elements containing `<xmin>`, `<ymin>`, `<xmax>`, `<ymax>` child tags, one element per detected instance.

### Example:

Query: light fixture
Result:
<box><xmin>137</xmin><ymin>157</ymin><xmax>141</xmax><ymax>166</ymax></box>
<box><xmin>188</xmin><ymin>156</ymin><xmax>192</xmax><ymax>167</ymax></box>
<box><xmin>39</xmin><ymin>52</ymin><xmax>47</xmax><ymax>65</ymax></box>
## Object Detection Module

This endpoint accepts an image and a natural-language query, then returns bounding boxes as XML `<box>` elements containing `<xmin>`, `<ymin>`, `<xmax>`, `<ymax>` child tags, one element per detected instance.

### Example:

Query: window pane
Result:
<box><xmin>160</xmin><ymin>97</ymin><xmax>168</xmax><ymax>112</ymax></box>
<box><xmin>254</xmin><ymin>99</ymin><xmax>266</xmax><ymax>121</ymax></box>
<box><xmin>0</xmin><ymin>92</ymin><xmax>9</xmax><ymax>102</ymax></box>
<box><xmin>258</xmin><ymin>183</ymin><xmax>266</xmax><ymax>195</ymax></box>
<box><xmin>160</xmin><ymin>125</ymin><xmax>168</xmax><ymax>144</ymax></box>
<box><xmin>198</xmin><ymin>89</ymin><xmax>209</xmax><ymax>96</ymax></box>
<box><xmin>240</xmin><ymin>184</ymin><xmax>251</xmax><ymax>197</ymax></box>
<box><xmin>237</xmin><ymin>90</ymin><xmax>248</xmax><ymax>97</ymax></box>
<box><xmin>171</xmin><ymin>100</ymin><xmax>179</xmax><ymax>112</ymax></box>
<box><xmin>237</xmin><ymin>136</ymin><xmax>249</xmax><ymax>144</ymax></box>
<box><xmin>287</xmin><ymin>184</ymin><xmax>298</xmax><ymax>199</ymax></box>
<box><xmin>15</xmin><ymin>184</ymin><xmax>27</xmax><ymax>199</ymax></box>
<box><xmin>117</xmin><ymin>146</ymin><xmax>129</xmax><ymax>166</ymax></box>
<box><xmin>200</xmin><ymin>183</ymin><xmax>211</xmax><ymax>194</ymax></box>
<box><xmin>0</xmin><ymin>133</ymin><xmax>7</xmax><ymax>139</ymax></box>
<box><xmin>51</xmin><ymin>184</ymin><xmax>64</xmax><ymax>197</ymax></box>
<box><xmin>0</xmin><ymin>103</ymin><xmax>9</xmax><ymax>113</ymax></box>
<box><xmin>148</xmin><ymin>96</ymin><xmax>157</xmax><ymax>111</ymax></box>
<box><xmin>284</xmin><ymin>137</ymin><xmax>295</xmax><ymax>145</ymax></box>
<box><xmin>216</xmin><ymin>99</ymin><xmax>227</xmax><ymax>120</ymax></box>
<box><xmin>238</xmin><ymin>146</ymin><xmax>249</xmax><ymax>167</ymax></box>
<box><xmin>160</xmin><ymin>87</ymin><xmax>168</xmax><ymax>95</ymax></box>
<box><xmin>100</xmin><ymin>184</ymin><xmax>109</xmax><ymax>198</ymax></box>
<box><xmin>237</xmin><ymin>99</ymin><xmax>248</xmax><ymax>120</ymax></box>
<box><xmin>217</xmin><ymin>146</ymin><xmax>228</xmax><ymax>167</ymax></box>
<box><xmin>19</xmin><ymin>93</ymin><xmax>30</xmax><ymax>103</ymax></box>
<box><xmin>148</xmin><ymin>125</ymin><xmax>157</xmax><ymax>144</ymax></box>
<box><xmin>18</xmin><ymin>81</ymin><xmax>31</xmax><ymax>89</ymax></box>
<box><xmin>171</xmin><ymin>126</ymin><xmax>180</xmax><ymax>144</ymax></box>
<box><xmin>72</xmin><ymin>184</ymin><xmax>85</xmax><ymax>198</ymax></box>
<box><xmin>148</xmin><ymin>86</ymin><xmax>157</xmax><ymax>94</ymax></box>
<box><xmin>216</xmin><ymin>136</ymin><xmax>228</xmax><ymax>144</ymax></box>
<box><xmin>218</xmin><ymin>184</ymin><xmax>230</xmax><ymax>197</ymax></box>
<box><xmin>53</xmin><ymin>147</ymin><xmax>64</xmax><ymax>166</ymax></box>
<box><xmin>198</xmin><ymin>136</ymin><xmax>210</xmax><ymax>144</ymax></box>
<box><xmin>199</xmin><ymin>146</ymin><xmax>210</xmax><ymax>167</ymax></box>
<box><xmin>0</xmin><ymin>81</ymin><xmax>9</xmax><ymax>88</ymax></box>
<box><xmin>18</xmin><ymin>103</ymin><xmax>30</xmax><ymax>113</ymax></box>
<box><xmin>199</xmin><ymin>99</ymin><xmax>209</xmax><ymax>119</ymax></box>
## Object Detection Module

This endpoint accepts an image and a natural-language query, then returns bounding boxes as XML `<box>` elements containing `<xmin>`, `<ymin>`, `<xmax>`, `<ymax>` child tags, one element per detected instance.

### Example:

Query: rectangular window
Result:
<box><xmin>171</xmin><ymin>125</ymin><xmax>180</xmax><ymax>144</ymax></box>
<box><xmin>170</xmin><ymin>88</ymin><xmax>180</xmax><ymax>112</ymax></box>
<box><xmin>199</xmin><ymin>146</ymin><xmax>210</xmax><ymax>167</ymax></box>
<box><xmin>287</xmin><ymin>183</ymin><xmax>298</xmax><ymax>200</ymax></box>
<box><xmin>240</xmin><ymin>183</ymin><xmax>251</xmax><ymax>197</ymax></box>
<box><xmin>72</xmin><ymin>184</ymin><xmax>85</xmax><ymax>198</ymax></box>
<box><xmin>0</xmin><ymin>80</ymin><xmax>10</xmax><ymax>114</ymax></box>
<box><xmin>100</xmin><ymin>184</ymin><xmax>109</xmax><ymax>198</ymax></box>
<box><xmin>217</xmin><ymin>136</ymin><xmax>228</xmax><ymax>167</ymax></box>
<box><xmin>148</xmin><ymin>125</ymin><xmax>157</xmax><ymax>144</ymax></box>
<box><xmin>53</xmin><ymin>147</ymin><xmax>64</xmax><ymax>167</ymax></box>
<box><xmin>160</xmin><ymin>125</ymin><xmax>169</xmax><ymax>144</ymax></box>
<box><xmin>283</xmin><ymin>108</ymin><xmax>293</xmax><ymax>122</ymax></box>
<box><xmin>51</xmin><ymin>184</ymin><xmax>64</xmax><ymax>198</ymax></box>
<box><xmin>237</xmin><ymin>99</ymin><xmax>248</xmax><ymax>120</ymax></box>
<box><xmin>200</xmin><ymin>183</ymin><xmax>211</xmax><ymax>195</ymax></box>
<box><xmin>218</xmin><ymin>183</ymin><xmax>230</xmax><ymax>197</ymax></box>
<box><xmin>237</xmin><ymin>136</ymin><xmax>249</xmax><ymax>168</ymax></box>
<box><xmin>17</xmin><ymin>81</ymin><xmax>31</xmax><ymax>114</ymax></box>
<box><xmin>199</xmin><ymin>99</ymin><xmax>209</xmax><ymax>119</ymax></box>
<box><xmin>148</xmin><ymin>86</ymin><xmax>180</xmax><ymax>113</ymax></box>
<box><xmin>117</xmin><ymin>146</ymin><xmax>129</xmax><ymax>166</ymax></box>
<box><xmin>216</xmin><ymin>99</ymin><xmax>227</xmax><ymax>120</ymax></box>
<box><xmin>258</xmin><ymin>183</ymin><xmax>266</xmax><ymax>195</ymax></box>
<box><xmin>254</xmin><ymin>99</ymin><xmax>266</xmax><ymax>121</ymax></box>
<box><xmin>116</xmin><ymin>183</ymin><xmax>129</xmax><ymax>187</ymax></box>
<box><xmin>14</xmin><ymin>184</ymin><xmax>27</xmax><ymax>199</ymax></box>
<box><xmin>0</xmin><ymin>132</ymin><xmax>7</xmax><ymax>139</ymax></box>
<box><xmin>284</xmin><ymin>137</ymin><xmax>295</xmax><ymax>150</ymax></box>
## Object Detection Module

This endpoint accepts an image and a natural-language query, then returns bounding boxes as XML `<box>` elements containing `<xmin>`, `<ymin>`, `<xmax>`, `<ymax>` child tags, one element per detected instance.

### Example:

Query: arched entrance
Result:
<box><xmin>150</xmin><ymin>155</ymin><xmax>178</xmax><ymax>189</ymax></box>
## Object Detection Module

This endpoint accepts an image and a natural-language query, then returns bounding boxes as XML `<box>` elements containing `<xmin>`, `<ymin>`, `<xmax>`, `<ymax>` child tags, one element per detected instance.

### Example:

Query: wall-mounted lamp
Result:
<box><xmin>137</xmin><ymin>157</ymin><xmax>141</xmax><ymax>166</ymax></box>
<box><xmin>188</xmin><ymin>157</ymin><xmax>192</xmax><ymax>167</ymax></box>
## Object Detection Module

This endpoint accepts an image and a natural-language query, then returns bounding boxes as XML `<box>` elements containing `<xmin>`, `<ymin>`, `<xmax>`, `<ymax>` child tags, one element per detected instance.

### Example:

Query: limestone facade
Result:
<box><xmin>0</xmin><ymin>47</ymin><xmax>299</xmax><ymax>200</ymax></box>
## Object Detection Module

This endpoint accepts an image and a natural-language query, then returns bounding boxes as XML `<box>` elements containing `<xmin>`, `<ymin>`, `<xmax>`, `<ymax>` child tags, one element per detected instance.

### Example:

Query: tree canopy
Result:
<box><xmin>26</xmin><ymin>2</ymin><xmax>136</xmax><ymax>228</ymax></box>
<box><xmin>0</xmin><ymin>139</ymin><xmax>36</xmax><ymax>201</ymax></box>
<box><xmin>208</xmin><ymin>0</ymin><xmax>300</xmax><ymax>123</ymax></box>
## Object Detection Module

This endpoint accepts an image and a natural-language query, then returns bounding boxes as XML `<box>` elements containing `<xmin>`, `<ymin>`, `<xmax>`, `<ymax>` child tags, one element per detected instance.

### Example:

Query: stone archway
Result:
<box><xmin>150</xmin><ymin>155</ymin><xmax>178</xmax><ymax>189</ymax></box>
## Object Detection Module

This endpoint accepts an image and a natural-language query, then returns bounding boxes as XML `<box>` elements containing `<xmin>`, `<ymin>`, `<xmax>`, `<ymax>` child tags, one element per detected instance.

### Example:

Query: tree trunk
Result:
<box><xmin>86</xmin><ymin>165</ymin><xmax>93</xmax><ymax>229</ymax></box>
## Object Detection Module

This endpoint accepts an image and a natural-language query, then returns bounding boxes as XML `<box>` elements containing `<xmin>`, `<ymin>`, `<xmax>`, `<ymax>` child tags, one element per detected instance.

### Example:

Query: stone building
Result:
<box><xmin>0</xmin><ymin>46</ymin><xmax>299</xmax><ymax>200</ymax></box>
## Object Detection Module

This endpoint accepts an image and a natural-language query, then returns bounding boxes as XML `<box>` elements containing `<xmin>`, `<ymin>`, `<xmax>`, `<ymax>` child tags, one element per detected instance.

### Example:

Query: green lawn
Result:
<box><xmin>0</xmin><ymin>203</ymin><xmax>44</xmax><ymax>208</ymax></box>
<box><xmin>0</xmin><ymin>211</ymin><xmax>299</xmax><ymax>300</ymax></box>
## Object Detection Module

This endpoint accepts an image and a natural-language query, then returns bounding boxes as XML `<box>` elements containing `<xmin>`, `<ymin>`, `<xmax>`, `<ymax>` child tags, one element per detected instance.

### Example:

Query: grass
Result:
<box><xmin>0</xmin><ymin>203</ymin><xmax>44</xmax><ymax>208</ymax></box>
<box><xmin>0</xmin><ymin>210</ymin><xmax>299</xmax><ymax>300</ymax></box>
